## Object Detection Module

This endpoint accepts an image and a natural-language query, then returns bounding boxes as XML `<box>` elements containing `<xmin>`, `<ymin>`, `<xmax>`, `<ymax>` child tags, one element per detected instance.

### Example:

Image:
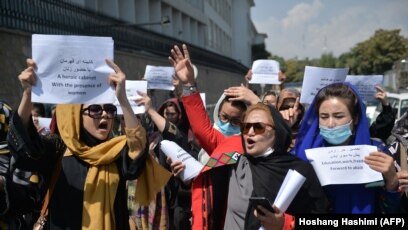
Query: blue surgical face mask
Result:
<box><xmin>216</xmin><ymin>120</ymin><xmax>241</xmax><ymax>136</ymax></box>
<box><xmin>319</xmin><ymin>120</ymin><xmax>353</xmax><ymax>145</ymax></box>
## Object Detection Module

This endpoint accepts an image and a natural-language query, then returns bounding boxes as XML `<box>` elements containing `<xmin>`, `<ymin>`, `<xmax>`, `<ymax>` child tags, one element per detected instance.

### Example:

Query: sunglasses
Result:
<box><xmin>82</xmin><ymin>104</ymin><xmax>117</xmax><ymax>119</ymax></box>
<box><xmin>240</xmin><ymin>122</ymin><xmax>274</xmax><ymax>135</ymax></box>
<box><xmin>219</xmin><ymin>113</ymin><xmax>241</xmax><ymax>126</ymax></box>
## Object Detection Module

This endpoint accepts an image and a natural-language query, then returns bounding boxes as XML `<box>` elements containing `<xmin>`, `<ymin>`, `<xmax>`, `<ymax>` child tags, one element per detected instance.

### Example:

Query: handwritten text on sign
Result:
<box><xmin>305</xmin><ymin>145</ymin><xmax>383</xmax><ymax>186</ymax></box>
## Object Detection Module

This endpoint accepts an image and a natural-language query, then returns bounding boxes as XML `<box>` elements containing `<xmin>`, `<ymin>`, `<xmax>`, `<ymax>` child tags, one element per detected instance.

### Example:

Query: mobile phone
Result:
<box><xmin>249</xmin><ymin>197</ymin><xmax>274</xmax><ymax>214</ymax></box>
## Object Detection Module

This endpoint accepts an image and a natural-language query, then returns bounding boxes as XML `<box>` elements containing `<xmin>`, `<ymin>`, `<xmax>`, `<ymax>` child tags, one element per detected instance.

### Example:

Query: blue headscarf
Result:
<box><xmin>294</xmin><ymin>82</ymin><xmax>376</xmax><ymax>213</ymax></box>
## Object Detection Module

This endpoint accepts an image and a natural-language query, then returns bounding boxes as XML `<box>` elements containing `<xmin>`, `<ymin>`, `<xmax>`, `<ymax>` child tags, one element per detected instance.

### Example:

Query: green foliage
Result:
<box><xmin>263</xmin><ymin>29</ymin><xmax>408</xmax><ymax>82</ymax></box>
<box><xmin>347</xmin><ymin>29</ymin><xmax>408</xmax><ymax>74</ymax></box>
<box><xmin>319</xmin><ymin>52</ymin><xmax>337</xmax><ymax>68</ymax></box>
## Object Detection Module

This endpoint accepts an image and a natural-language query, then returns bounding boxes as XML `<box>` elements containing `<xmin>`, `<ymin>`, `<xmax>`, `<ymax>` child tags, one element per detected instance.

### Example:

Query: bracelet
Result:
<box><xmin>182</xmin><ymin>84</ymin><xmax>198</xmax><ymax>96</ymax></box>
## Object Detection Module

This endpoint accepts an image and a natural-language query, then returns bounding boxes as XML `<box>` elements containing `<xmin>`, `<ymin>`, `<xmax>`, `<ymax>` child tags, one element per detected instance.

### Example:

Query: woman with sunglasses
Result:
<box><xmin>294</xmin><ymin>82</ymin><xmax>400</xmax><ymax>214</ymax></box>
<box><xmin>168</xmin><ymin>44</ymin><xmax>327</xmax><ymax>230</ymax></box>
<box><xmin>7</xmin><ymin>59</ymin><xmax>170</xmax><ymax>229</ymax></box>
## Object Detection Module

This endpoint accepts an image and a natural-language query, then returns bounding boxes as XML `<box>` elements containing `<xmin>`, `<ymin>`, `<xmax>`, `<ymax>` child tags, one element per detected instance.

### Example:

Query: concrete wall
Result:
<box><xmin>0</xmin><ymin>29</ymin><xmax>256</xmax><ymax>116</ymax></box>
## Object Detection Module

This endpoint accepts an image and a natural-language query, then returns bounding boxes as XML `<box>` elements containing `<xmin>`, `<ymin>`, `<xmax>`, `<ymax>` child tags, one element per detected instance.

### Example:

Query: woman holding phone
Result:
<box><xmin>168</xmin><ymin>44</ymin><xmax>328</xmax><ymax>230</ymax></box>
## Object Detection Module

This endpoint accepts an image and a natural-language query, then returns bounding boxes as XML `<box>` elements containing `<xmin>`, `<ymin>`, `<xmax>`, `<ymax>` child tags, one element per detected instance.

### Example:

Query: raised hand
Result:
<box><xmin>106</xmin><ymin>59</ymin><xmax>126</xmax><ymax>101</ymax></box>
<box><xmin>279</xmin><ymin>97</ymin><xmax>301</xmax><ymax>127</ymax></box>
<box><xmin>374</xmin><ymin>85</ymin><xmax>389</xmax><ymax>106</ymax></box>
<box><xmin>224</xmin><ymin>84</ymin><xmax>260</xmax><ymax>105</ymax></box>
<box><xmin>168</xmin><ymin>44</ymin><xmax>195</xmax><ymax>86</ymax></box>
<box><xmin>135</xmin><ymin>91</ymin><xmax>153</xmax><ymax>112</ymax></box>
<box><xmin>19</xmin><ymin>59</ymin><xmax>37</xmax><ymax>91</ymax></box>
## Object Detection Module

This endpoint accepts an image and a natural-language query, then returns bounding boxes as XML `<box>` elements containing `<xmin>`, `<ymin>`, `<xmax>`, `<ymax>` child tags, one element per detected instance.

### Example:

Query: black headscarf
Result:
<box><xmin>244</xmin><ymin>104</ymin><xmax>328</xmax><ymax>230</ymax></box>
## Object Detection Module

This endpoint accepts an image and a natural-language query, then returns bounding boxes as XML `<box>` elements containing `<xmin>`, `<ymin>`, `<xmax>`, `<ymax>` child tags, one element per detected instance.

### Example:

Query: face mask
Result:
<box><xmin>319</xmin><ymin>120</ymin><xmax>353</xmax><ymax>145</ymax></box>
<box><xmin>216</xmin><ymin>120</ymin><xmax>241</xmax><ymax>136</ymax></box>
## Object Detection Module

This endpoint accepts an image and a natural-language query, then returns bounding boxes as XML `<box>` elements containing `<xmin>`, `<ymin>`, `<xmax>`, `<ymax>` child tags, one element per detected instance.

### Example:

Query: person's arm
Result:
<box><xmin>107</xmin><ymin>59</ymin><xmax>140</xmax><ymax>131</ymax></box>
<box><xmin>169</xmin><ymin>44</ymin><xmax>226</xmax><ymax>154</ymax></box>
<box><xmin>369</xmin><ymin>86</ymin><xmax>395</xmax><ymax>142</ymax></box>
<box><xmin>136</xmin><ymin>92</ymin><xmax>166</xmax><ymax>133</ymax></box>
<box><xmin>17</xmin><ymin>59</ymin><xmax>36</xmax><ymax>128</ymax></box>
<box><xmin>106</xmin><ymin>59</ymin><xmax>147</xmax><ymax>162</ymax></box>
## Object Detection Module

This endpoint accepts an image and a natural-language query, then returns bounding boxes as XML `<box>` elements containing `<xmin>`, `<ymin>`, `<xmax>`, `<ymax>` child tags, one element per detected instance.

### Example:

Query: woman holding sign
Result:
<box><xmin>294</xmin><ymin>82</ymin><xmax>400</xmax><ymax>213</ymax></box>
<box><xmin>8</xmin><ymin>59</ymin><xmax>170</xmax><ymax>229</ymax></box>
<box><xmin>169</xmin><ymin>44</ymin><xmax>328</xmax><ymax>230</ymax></box>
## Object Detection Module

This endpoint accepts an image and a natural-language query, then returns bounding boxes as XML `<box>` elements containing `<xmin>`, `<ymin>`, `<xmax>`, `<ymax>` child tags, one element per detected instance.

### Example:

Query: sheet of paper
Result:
<box><xmin>273</xmin><ymin>169</ymin><xmax>306</xmax><ymax>213</ymax></box>
<box><xmin>200</xmin><ymin>93</ymin><xmax>206</xmax><ymax>109</ymax></box>
<box><xmin>160</xmin><ymin>140</ymin><xmax>204</xmax><ymax>182</ymax></box>
<box><xmin>345</xmin><ymin>75</ymin><xmax>383</xmax><ymax>102</ymax></box>
<box><xmin>37</xmin><ymin>117</ymin><xmax>52</xmax><ymax>129</ymax></box>
<box><xmin>31</xmin><ymin>34</ymin><xmax>115</xmax><ymax>104</ymax></box>
<box><xmin>305</xmin><ymin>145</ymin><xmax>383</xmax><ymax>186</ymax></box>
<box><xmin>144</xmin><ymin>65</ymin><xmax>175</xmax><ymax>90</ymax></box>
<box><xmin>300</xmin><ymin>66</ymin><xmax>349</xmax><ymax>104</ymax></box>
<box><xmin>114</xmin><ymin>80</ymin><xmax>147</xmax><ymax>115</ymax></box>
<box><xmin>249</xmin><ymin>60</ymin><xmax>281</xmax><ymax>85</ymax></box>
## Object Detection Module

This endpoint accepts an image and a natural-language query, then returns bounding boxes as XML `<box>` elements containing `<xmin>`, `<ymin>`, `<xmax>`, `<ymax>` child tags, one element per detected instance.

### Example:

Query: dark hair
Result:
<box><xmin>220</xmin><ymin>96</ymin><xmax>247</xmax><ymax>114</ymax></box>
<box><xmin>315</xmin><ymin>83</ymin><xmax>359</xmax><ymax>121</ymax></box>
<box><xmin>261</xmin><ymin>90</ymin><xmax>277</xmax><ymax>101</ymax></box>
<box><xmin>162</xmin><ymin>101</ymin><xmax>180</xmax><ymax>115</ymax></box>
<box><xmin>32</xmin><ymin>103</ymin><xmax>46</xmax><ymax>117</ymax></box>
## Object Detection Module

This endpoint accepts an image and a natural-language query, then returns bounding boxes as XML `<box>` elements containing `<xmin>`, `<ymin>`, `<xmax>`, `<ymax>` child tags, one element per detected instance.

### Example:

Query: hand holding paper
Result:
<box><xmin>31</xmin><ymin>34</ymin><xmax>115</xmax><ymax>104</ymax></box>
<box><xmin>305</xmin><ymin>145</ymin><xmax>383</xmax><ymax>186</ymax></box>
<box><xmin>273</xmin><ymin>169</ymin><xmax>306</xmax><ymax>212</ymax></box>
<box><xmin>160</xmin><ymin>140</ymin><xmax>204</xmax><ymax>182</ymax></box>
<box><xmin>249</xmin><ymin>60</ymin><xmax>281</xmax><ymax>85</ymax></box>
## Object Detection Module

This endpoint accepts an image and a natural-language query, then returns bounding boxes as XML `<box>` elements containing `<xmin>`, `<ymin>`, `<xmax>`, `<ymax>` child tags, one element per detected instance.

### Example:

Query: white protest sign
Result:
<box><xmin>37</xmin><ymin>117</ymin><xmax>52</xmax><ymax>135</ymax></box>
<box><xmin>300</xmin><ymin>66</ymin><xmax>349</xmax><ymax>104</ymax></box>
<box><xmin>273</xmin><ymin>169</ymin><xmax>306</xmax><ymax>213</ymax></box>
<box><xmin>305</xmin><ymin>145</ymin><xmax>383</xmax><ymax>186</ymax></box>
<box><xmin>249</xmin><ymin>60</ymin><xmax>281</xmax><ymax>85</ymax></box>
<box><xmin>31</xmin><ymin>34</ymin><xmax>115</xmax><ymax>104</ymax></box>
<box><xmin>345</xmin><ymin>75</ymin><xmax>383</xmax><ymax>102</ymax></box>
<box><xmin>114</xmin><ymin>80</ymin><xmax>147</xmax><ymax>115</ymax></box>
<box><xmin>160</xmin><ymin>140</ymin><xmax>204</xmax><ymax>182</ymax></box>
<box><xmin>37</xmin><ymin>117</ymin><xmax>52</xmax><ymax>129</ymax></box>
<box><xmin>145</xmin><ymin>65</ymin><xmax>175</xmax><ymax>90</ymax></box>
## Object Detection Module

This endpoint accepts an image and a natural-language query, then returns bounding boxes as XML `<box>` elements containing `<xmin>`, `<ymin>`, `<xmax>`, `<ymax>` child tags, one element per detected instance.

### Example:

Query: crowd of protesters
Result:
<box><xmin>0</xmin><ymin>43</ymin><xmax>406</xmax><ymax>230</ymax></box>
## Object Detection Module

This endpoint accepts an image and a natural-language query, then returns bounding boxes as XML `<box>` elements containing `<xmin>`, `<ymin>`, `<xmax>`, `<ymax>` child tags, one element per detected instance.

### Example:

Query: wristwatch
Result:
<box><xmin>182</xmin><ymin>84</ymin><xmax>198</xmax><ymax>96</ymax></box>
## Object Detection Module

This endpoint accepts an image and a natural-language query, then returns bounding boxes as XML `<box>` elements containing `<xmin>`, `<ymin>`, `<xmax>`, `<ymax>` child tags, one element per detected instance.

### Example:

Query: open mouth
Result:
<box><xmin>98</xmin><ymin>122</ymin><xmax>108</xmax><ymax>130</ymax></box>
<box><xmin>246</xmin><ymin>138</ymin><xmax>256</xmax><ymax>148</ymax></box>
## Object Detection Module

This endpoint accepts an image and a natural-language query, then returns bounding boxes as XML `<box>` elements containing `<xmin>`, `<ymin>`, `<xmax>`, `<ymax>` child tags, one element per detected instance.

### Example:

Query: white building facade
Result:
<box><xmin>67</xmin><ymin>0</ymin><xmax>265</xmax><ymax>67</ymax></box>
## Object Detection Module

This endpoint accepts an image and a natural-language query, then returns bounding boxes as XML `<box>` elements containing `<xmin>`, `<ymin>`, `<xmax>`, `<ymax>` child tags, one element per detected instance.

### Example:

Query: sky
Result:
<box><xmin>251</xmin><ymin>0</ymin><xmax>408</xmax><ymax>59</ymax></box>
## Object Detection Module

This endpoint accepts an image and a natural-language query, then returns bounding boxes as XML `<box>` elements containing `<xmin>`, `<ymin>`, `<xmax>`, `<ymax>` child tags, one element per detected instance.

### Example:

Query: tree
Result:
<box><xmin>319</xmin><ymin>52</ymin><xmax>337</xmax><ymax>68</ymax></box>
<box><xmin>347</xmin><ymin>29</ymin><xmax>408</xmax><ymax>74</ymax></box>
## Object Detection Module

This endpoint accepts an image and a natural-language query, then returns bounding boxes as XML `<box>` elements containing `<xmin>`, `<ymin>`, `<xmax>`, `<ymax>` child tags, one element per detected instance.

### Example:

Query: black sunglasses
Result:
<box><xmin>240</xmin><ymin>122</ymin><xmax>274</xmax><ymax>135</ymax></box>
<box><xmin>81</xmin><ymin>104</ymin><xmax>117</xmax><ymax>119</ymax></box>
